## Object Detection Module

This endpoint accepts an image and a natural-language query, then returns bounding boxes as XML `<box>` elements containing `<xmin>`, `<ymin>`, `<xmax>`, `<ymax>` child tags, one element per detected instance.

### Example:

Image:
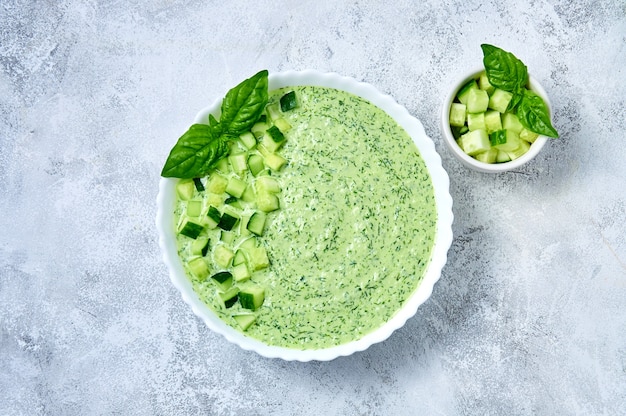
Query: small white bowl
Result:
<box><xmin>441</xmin><ymin>68</ymin><xmax>552</xmax><ymax>173</ymax></box>
<box><xmin>157</xmin><ymin>70</ymin><xmax>454</xmax><ymax>361</ymax></box>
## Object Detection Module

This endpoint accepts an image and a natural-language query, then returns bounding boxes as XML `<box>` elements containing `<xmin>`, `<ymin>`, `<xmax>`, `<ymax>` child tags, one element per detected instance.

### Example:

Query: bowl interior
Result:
<box><xmin>157</xmin><ymin>70</ymin><xmax>454</xmax><ymax>361</ymax></box>
<box><xmin>441</xmin><ymin>69</ymin><xmax>549</xmax><ymax>173</ymax></box>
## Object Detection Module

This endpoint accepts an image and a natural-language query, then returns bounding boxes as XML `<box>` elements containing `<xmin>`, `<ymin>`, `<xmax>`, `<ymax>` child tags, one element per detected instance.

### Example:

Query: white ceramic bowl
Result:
<box><xmin>156</xmin><ymin>70</ymin><xmax>453</xmax><ymax>361</ymax></box>
<box><xmin>441</xmin><ymin>68</ymin><xmax>552</xmax><ymax>173</ymax></box>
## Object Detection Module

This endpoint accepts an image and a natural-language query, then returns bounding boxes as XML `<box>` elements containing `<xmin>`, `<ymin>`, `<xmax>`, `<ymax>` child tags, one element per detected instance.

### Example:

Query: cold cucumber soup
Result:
<box><xmin>173</xmin><ymin>85</ymin><xmax>437</xmax><ymax>350</ymax></box>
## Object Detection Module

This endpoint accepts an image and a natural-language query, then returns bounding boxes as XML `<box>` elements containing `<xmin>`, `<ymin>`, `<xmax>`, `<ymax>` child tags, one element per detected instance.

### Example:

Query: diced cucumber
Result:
<box><xmin>484</xmin><ymin>110</ymin><xmax>502</xmax><ymax>134</ymax></box>
<box><xmin>241</xmin><ymin>185</ymin><xmax>257</xmax><ymax>203</ymax></box>
<box><xmin>449</xmin><ymin>103</ymin><xmax>467</xmax><ymax>127</ymax></box>
<box><xmin>502</xmin><ymin>112</ymin><xmax>524</xmax><ymax>134</ymax></box>
<box><xmin>233</xmin><ymin>249</ymin><xmax>247</xmax><ymax>266</ymax></box>
<box><xmin>488</xmin><ymin>89</ymin><xmax>513</xmax><ymax>113</ymax></box>
<box><xmin>191</xmin><ymin>237</ymin><xmax>210</xmax><ymax>256</ymax></box>
<box><xmin>474</xmin><ymin>147</ymin><xmax>498</xmax><ymax>164</ymax></box>
<box><xmin>192</xmin><ymin>178</ymin><xmax>205</xmax><ymax>192</ymax></box>
<box><xmin>238</xmin><ymin>237</ymin><xmax>257</xmax><ymax>251</ymax></box>
<box><xmin>496</xmin><ymin>149</ymin><xmax>511</xmax><ymax>163</ymax></box>
<box><xmin>176</xmin><ymin>179</ymin><xmax>195</xmax><ymax>201</ymax></box>
<box><xmin>520</xmin><ymin>128</ymin><xmax>539</xmax><ymax>143</ymax></box>
<box><xmin>249</xmin><ymin>246</ymin><xmax>270</xmax><ymax>271</ymax></box>
<box><xmin>255</xmin><ymin>176</ymin><xmax>280</xmax><ymax>193</ymax></box>
<box><xmin>215</xmin><ymin>158</ymin><xmax>230</xmax><ymax>174</ymax></box>
<box><xmin>457</xmin><ymin>79</ymin><xmax>478</xmax><ymax>105</ymax></box>
<box><xmin>251</xmin><ymin>121</ymin><xmax>269</xmax><ymax>138</ymax></box>
<box><xmin>490</xmin><ymin>129</ymin><xmax>522</xmax><ymax>152</ymax></box>
<box><xmin>257</xmin><ymin>192</ymin><xmax>280</xmax><ymax>212</ymax></box>
<box><xmin>187</xmin><ymin>257</ymin><xmax>210</xmax><ymax>281</ymax></box>
<box><xmin>507</xmin><ymin>139</ymin><xmax>531</xmax><ymax>160</ymax></box>
<box><xmin>247</xmin><ymin>212</ymin><xmax>267</xmax><ymax>236</ymax></box>
<box><xmin>247</xmin><ymin>154</ymin><xmax>265</xmax><ymax>177</ymax></box>
<box><xmin>207</xmin><ymin>174</ymin><xmax>228</xmax><ymax>194</ymax></box>
<box><xmin>233</xmin><ymin>314</ymin><xmax>256</xmax><ymax>331</ymax></box>
<box><xmin>219</xmin><ymin>287</ymin><xmax>239</xmax><ymax>309</ymax></box>
<box><xmin>229</xmin><ymin>152</ymin><xmax>248</xmax><ymax>175</ymax></box>
<box><xmin>467</xmin><ymin>113</ymin><xmax>486</xmax><ymax>132</ymax></box>
<box><xmin>466</xmin><ymin>88</ymin><xmax>489</xmax><ymax>113</ymax></box>
<box><xmin>239</xmin><ymin>285</ymin><xmax>265</xmax><ymax>310</ymax></box>
<box><xmin>239</xmin><ymin>131</ymin><xmax>257</xmax><ymax>150</ymax></box>
<box><xmin>186</xmin><ymin>200</ymin><xmax>202</xmax><ymax>217</ymax></box>
<box><xmin>273</xmin><ymin>118</ymin><xmax>292</xmax><ymax>133</ymax></box>
<box><xmin>220</xmin><ymin>230</ymin><xmax>237</xmax><ymax>245</ymax></box>
<box><xmin>458</xmin><ymin>129</ymin><xmax>490</xmax><ymax>156</ymax></box>
<box><xmin>262</xmin><ymin>152</ymin><xmax>287</xmax><ymax>171</ymax></box>
<box><xmin>280</xmin><ymin>91</ymin><xmax>297</xmax><ymax>112</ymax></box>
<box><xmin>225</xmin><ymin>177</ymin><xmax>247</xmax><ymax>198</ymax></box>
<box><xmin>478</xmin><ymin>71</ymin><xmax>495</xmax><ymax>95</ymax></box>
<box><xmin>265</xmin><ymin>103</ymin><xmax>282</xmax><ymax>121</ymax></box>
<box><xmin>224</xmin><ymin>196</ymin><xmax>242</xmax><ymax>210</ymax></box>
<box><xmin>217</xmin><ymin>212</ymin><xmax>239</xmax><ymax>231</ymax></box>
<box><xmin>178</xmin><ymin>219</ymin><xmax>205</xmax><ymax>239</ymax></box>
<box><xmin>213</xmin><ymin>245</ymin><xmax>234</xmax><ymax>268</ymax></box>
<box><xmin>232</xmin><ymin>262</ymin><xmax>251</xmax><ymax>283</ymax></box>
<box><xmin>211</xmin><ymin>271</ymin><xmax>233</xmax><ymax>290</ymax></box>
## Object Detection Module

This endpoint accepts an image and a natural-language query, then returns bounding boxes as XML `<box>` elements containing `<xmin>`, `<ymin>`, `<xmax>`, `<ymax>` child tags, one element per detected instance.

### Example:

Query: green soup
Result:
<box><xmin>175</xmin><ymin>86</ymin><xmax>437</xmax><ymax>349</ymax></box>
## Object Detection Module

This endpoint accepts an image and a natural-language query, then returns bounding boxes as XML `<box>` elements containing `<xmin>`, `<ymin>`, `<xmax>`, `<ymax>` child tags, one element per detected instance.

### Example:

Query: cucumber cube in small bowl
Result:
<box><xmin>441</xmin><ymin>68</ymin><xmax>552</xmax><ymax>173</ymax></box>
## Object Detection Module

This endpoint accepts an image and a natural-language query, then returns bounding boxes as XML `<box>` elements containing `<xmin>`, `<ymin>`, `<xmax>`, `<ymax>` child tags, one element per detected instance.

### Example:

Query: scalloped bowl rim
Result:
<box><xmin>441</xmin><ymin>67</ymin><xmax>550</xmax><ymax>173</ymax></box>
<box><xmin>156</xmin><ymin>70</ymin><xmax>453</xmax><ymax>361</ymax></box>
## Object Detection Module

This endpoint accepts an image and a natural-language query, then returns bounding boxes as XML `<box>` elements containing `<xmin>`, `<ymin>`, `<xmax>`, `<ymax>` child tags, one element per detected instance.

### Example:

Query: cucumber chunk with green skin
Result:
<box><xmin>247</xmin><ymin>212</ymin><xmax>267</xmax><ymax>236</ymax></box>
<box><xmin>217</xmin><ymin>212</ymin><xmax>239</xmax><ymax>231</ymax></box>
<box><xmin>457</xmin><ymin>79</ymin><xmax>479</xmax><ymax>105</ymax></box>
<box><xmin>191</xmin><ymin>237</ymin><xmax>210</xmax><ymax>256</ymax></box>
<box><xmin>206</xmin><ymin>174</ymin><xmax>228</xmax><ymax>194</ymax></box>
<box><xmin>192</xmin><ymin>178</ymin><xmax>205</xmax><ymax>192</ymax></box>
<box><xmin>491</xmin><ymin>129</ymin><xmax>522</xmax><ymax>152</ymax></box>
<box><xmin>257</xmin><ymin>192</ymin><xmax>280</xmax><ymax>212</ymax></box>
<box><xmin>496</xmin><ymin>149</ymin><xmax>511</xmax><ymax>163</ymax></box>
<box><xmin>248</xmin><ymin>154</ymin><xmax>265</xmax><ymax>176</ymax></box>
<box><xmin>224</xmin><ymin>196</ymin><xmax>242</xmax><ymax>210</ymax></box>
<box><xmin>233</xmin><ymin>314</ymin><xmax>256</xmax><ymax>330</ymax></box>
<box><xmin>179</xmin><ymin>219</ymin><xmax>205</xmax><ymax>239</ymax></box>
<box><xmin>280</xmin><ymin>91</ymin><xmax>297</xmax><ymax>111</ymax></box>
<box><xmin>520</xmin><ymin>128</ymin><xmax>539</xmax><ymax>143</ymax></box>
<box><xmin>449</xmin><ymin>103</ymin><xmax>467</xmax><ymax>127</ymax></box>
<box><xmin>219</xmin><ymin>287</ymin><xmax>239</xmax><ymax>308</ymax></box>
<box><xmin>211</xmin><ymin>271</ymin><xmax>233</xmax><ymax>291</ymax></box>
<box><xmin>239</xmin><ymin>285</ymin><xmax>265</xmax><ymax>310</ymax></box>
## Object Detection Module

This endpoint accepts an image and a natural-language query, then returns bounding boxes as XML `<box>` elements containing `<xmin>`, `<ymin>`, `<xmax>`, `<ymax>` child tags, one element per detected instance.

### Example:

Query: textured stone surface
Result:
<box><xmin>1</xmin><ymin>1</ymin><xmax>625</xmax><ymax>415</ymax></box>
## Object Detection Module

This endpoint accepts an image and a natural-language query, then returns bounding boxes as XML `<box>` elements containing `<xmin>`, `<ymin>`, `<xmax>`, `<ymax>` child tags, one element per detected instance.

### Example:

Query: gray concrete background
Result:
<box><xmin>1</xmin><ymin>1</ymin><xmax>625</xmax><ymax>415</ymax></box>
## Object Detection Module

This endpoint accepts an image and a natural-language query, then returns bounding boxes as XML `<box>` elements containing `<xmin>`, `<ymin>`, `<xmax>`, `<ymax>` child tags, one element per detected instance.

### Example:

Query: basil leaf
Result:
<box><xmin>516</xmin><ymin>90</ymin><xmax>559</xmax><ymax>138</ymax></box>
<box><xmin>161</xmin><ymin>124</ymin><xmax>230</xmax><ymax>178</ymax></box>
<box><xmin>481</xmin><ymin>44</ymin><xmax>528</xmax><ymax>93</ymax></box>
<box><xmin>220</xmin><ymin>69</ymin><xmax>268</xmax><ymax>135</ymax></box>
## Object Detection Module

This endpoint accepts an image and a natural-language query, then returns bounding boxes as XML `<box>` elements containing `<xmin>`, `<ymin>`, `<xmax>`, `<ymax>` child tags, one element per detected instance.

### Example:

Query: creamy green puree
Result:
<box><xmin>175</xmin><ymin>86</ymin><xmax>437</xmax><ymax>349</ymax></box>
